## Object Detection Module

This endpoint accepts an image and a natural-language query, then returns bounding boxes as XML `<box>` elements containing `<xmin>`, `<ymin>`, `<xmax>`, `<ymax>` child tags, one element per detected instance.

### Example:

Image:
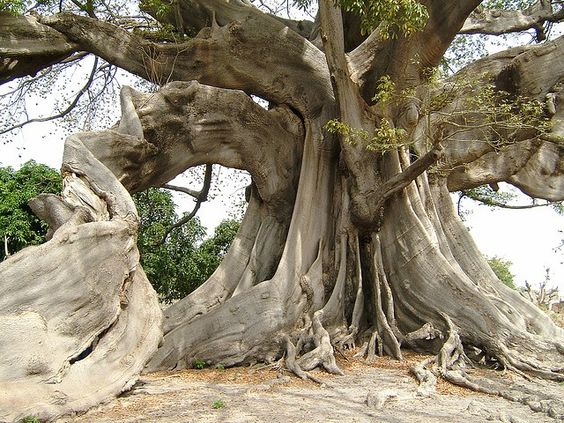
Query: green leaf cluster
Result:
<box><xmin>482</xmin><ymin>0</ymin><xmax>535</xmax><ymax>10</ymax></box>
<box><xmin>139</xmin><ymin>0</ymin><xmax>172</xmax><ymax>20</ymax></box>
<box><xmin>0</xmin><ymin>0</ymin><xmax>54</xmax><ymax>15</ymax></box>
<box><xmin>0</xmin><ymin>0</ymin><xmax>25</xmax><ymax>14</ymax></box>
<box><xmin>0</xmin><ymin>161</ymin><xmax>61</xmax><ymax>260</ymax></box>
<box><xmin>334</xmin><ymin>0</ymin><xmax>428</xmax><ymax>37</ymax></box>
<box><xmin>487</xmin><ymin>256</ymin><xmax>516</xmax><ymax>289</ymax></box>
<box><xmin>462</xmin><ymin>185</ymin><xmax>516</xmax><ymax>208</ymax></box>
<box><xmin>325</xmin><ymin>118</ymin><xmax>407</xmax><ymax>153</ymax></box>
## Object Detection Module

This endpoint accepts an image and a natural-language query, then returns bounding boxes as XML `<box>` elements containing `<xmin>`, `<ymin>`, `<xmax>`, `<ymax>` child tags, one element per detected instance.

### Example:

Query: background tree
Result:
<box><xmin>133</xmin><ymin>187</ymin><xmax>239</xmax><ymax>302</ymax></box>
<box><xmin>1</xmin><ymin>0</ymin><xmax>564</xmax><ymax>421</ymax></box>
<box><xmin>487</xmin><ymin>255</ymin><xmax>516</xmax><ymax>289</ymax></box>
<box><xmin>521</xmin><ymin>268</ymin><xmax>560</xmax><ymax>309</ymax></box>
<box><xmin>0</xmin><ymin>160</ymin><xmax>61</xmax><ymax>260</ymax></box>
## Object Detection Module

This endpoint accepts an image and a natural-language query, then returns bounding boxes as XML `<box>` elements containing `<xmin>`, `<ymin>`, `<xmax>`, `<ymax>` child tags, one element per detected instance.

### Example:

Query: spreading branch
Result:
<box><xmin>0</xmin><ymin>14</ymin><xmax>77</xmax><ymax>84</ymax></box>
<box><xmin>461</xmin><ymin>1</ymin><xmax>564</xmax><ymax>40</ymax></box>
<box><xmin>425</xmin><ymin>36</ymin><xmax>564</xmax><ymax>201</ymax></box>
<box><xmin>461</xmin><ymin>189</ymin><xmax>562</xmax><ymax>210</ymax></box>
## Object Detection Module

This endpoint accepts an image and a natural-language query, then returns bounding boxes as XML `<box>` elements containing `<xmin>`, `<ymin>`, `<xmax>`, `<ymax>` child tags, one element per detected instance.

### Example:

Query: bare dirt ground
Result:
<box><xmin>57</xmin><ymin>351</ymin><xmax>563</xmax><ymax>423</ymax></box>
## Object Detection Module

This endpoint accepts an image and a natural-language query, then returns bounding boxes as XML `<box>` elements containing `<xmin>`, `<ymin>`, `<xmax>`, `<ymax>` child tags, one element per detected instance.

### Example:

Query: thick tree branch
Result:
<box><xmin>0</xmin><ymin>14</ymin><xmax>77</xmax><ymax>84</ymax></box>
<box><xmin>162</xmin><ymin>184</ymin><xmax>200</xmax><ymax>200</ymax></box>
<box><xmin>425</xmin><ymin>36</ymin><xmax>564</xmax><ymax>201</ymax></box>
<box><xmin>346</xmin><ymin>0</ymin><xmax>481</xmax><ymax>101</ymax></box>
<box><xmin>461</xmin><ymin>1</ymin><xmax>564</xmax><ymax>39</ymax></box>
<box><xmin>81</xmin><ymin>82</ymin><xmax>304</xmax><ymax>219</ymax></box>
<box><xmin>13</xmin><ymin>11</ymin><xmax>331</xmax><ymax>117</ymax></box>
<box><xmin>462</xmin><ymin>191</ymin><xmax>561</xmax><ymax>210</ymax></box>
<box><xmin>318</xmin><ymin>0</ymin><xmax>364</xmax><ymax>115</ymax></box>
<box><xmin>380</xmin><ymin>145</ymin><xmax>444</xmax><ymax>201</ymax></box>
<box><xmin>143</xmin><ymin>0</ymin><xmax>316</xmax><ymax>41</ymax></box>
<box><xmin>415</xmin><ymin>0</ymin><xmax>482</xmax><ymax>69</ymax></box>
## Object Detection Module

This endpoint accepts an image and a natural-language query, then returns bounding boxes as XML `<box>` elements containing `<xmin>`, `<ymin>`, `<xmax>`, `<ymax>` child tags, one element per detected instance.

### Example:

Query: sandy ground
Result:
<box><xmin>56</xmin><ymin>351</ymin><xmax>562</xmax><ymax>423</ymax></box>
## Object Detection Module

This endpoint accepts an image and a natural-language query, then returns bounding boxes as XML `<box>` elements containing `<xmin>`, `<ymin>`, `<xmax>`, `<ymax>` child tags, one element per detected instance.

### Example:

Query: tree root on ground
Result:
<box><xmin>282</xmin><ymin>310</ymin><xmax>345</xmax><ymax>384</ymax></box>
<box><xmin>410</xmin><ymin>313</ymin><xmax>564</xmax><ymax>419</ymax></box>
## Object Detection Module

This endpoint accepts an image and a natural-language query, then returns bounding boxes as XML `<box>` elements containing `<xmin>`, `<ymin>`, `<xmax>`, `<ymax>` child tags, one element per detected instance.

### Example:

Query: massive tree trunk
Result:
<box><xmin>1</xmin><ymin>0</ymin><xmax>563</xmax><ymax>420</ymax></box>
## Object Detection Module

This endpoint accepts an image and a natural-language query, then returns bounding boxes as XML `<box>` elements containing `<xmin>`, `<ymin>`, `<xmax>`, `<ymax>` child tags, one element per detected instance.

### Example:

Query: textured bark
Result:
<box><xmin>0</xmin><ymin>14</ymin><xmax>76</xmax><ymax>83</ymax></box>
<box><xmin>0</xmin><ymin>108</ymin><xmax>162</xmax><ymax>421</ymax></box>
<box><xmin>1</xmin><ymin>0</ymin><xmax>564</xmax><ymax>420</ymax></box>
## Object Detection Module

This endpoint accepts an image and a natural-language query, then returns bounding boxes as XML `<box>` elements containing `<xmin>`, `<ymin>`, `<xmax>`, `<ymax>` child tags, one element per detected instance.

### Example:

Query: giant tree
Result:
<box><xmin>0</xmin><ymin>0</ymin><xmax>563</xmax><ymax>421</ymax></box>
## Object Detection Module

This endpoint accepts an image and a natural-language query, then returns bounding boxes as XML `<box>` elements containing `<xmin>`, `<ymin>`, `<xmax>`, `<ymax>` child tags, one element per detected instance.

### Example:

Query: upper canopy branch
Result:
<box><xmin>346</xmin><ymin>0</ymin><xmax>481</xmax><ymax>101</ymax></box>
<box><xmin>158</xmin><ymin>164</ymin><xmax>213</xmax><ymax>245</ymax></box>
<box><xmin>427</xmin><ymin>35</ymin><xmax>564</xmax><ymax>201</ymax></box>
<box><xmin>0</xmin><ymin>11</ymin><xmax>332</xmax><ymax>118</ymax></box>
<box><xmin>461</xmin><ymin>1</ymin><xmax>564</xmax><ymax>40</ymax></box>
<box><xmin>0</xmin><ymin>13</ymin><xmax>77</xmax><ymax>84</ymax></box>
<box><xmin>142</xmin><ymin>0</ymin><xmax>315</xmax><ymax>41</ymax></box>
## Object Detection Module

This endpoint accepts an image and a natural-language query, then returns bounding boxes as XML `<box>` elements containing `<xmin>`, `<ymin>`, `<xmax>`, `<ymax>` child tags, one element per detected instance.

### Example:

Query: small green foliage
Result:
<box><xmin>193</xmin><ymin>359</ymin><xmax>206</xmax><ymax>369</ymax></box>
<box><xmin>334</xmin><ymin>0</ymin><xmax>428</xmax><ymax>37</ymax></box>
<box><xmin>0</xmin><ymin>0</ymin><xmax>24</xmax><ymax>14</ymax></box>
<box><xmin>487</xmin><ymin>256</ymin><xmax>516</xmax><ymax>289</ymax></box>
<box><xmin>325</xmin><ymin>119</ymin><xmax>368</xmax><ymax>147</ymax></box>
<box><xmin>422</xmin><ymin>73</ymin><xmax>553</xmax><ymax>149</ymax></box>
<box><xmin>373</xmin><ymin>75</ymin><xmax>396</xmax><ymax>104</ymax></box>
<box><xmin>212</xmin><ymin>399</ymin><xmax>225</xmax><ymax>409</ymax></box>
<box><xmin>139</xmin><ymin>0</ymin><xmax>172</xmax><ymax>19</ymax></box>
<box><xmin>21</xmin><ymin>417</ymin><xmax>40</xmax><ymax>423</ymax></box>
<box><xmin>0</xmin><ymin>0</ymin><xmax>55</xmax><ymax>15</ymax></box>
<box><xmin>550</xmin><ymin>202</ymin><xmax>564</xmax><ymax>216</ymax></box>
<box><xmin>462</xmin><ymin>185</ymin><xmax>516</xmax><ymax>208</ymax></box>
<box><xmin>372</xmin><ymin>74</ymin><xmax>417</xmax><ymax>106</ymax></box>
<box><xmin>367</xmin><ymin>119</ymin><xmax>407</xmax><ymax>152</ymax></box>
<box><xmin>482</xmin><ymin>0</ymin><xmax>535</xmax><ymax>10</ymax></box>
<box><xmin>325</xmin><ymin>118</ymin><xmax>408</xmax><ymax>153</ymax></box>
<box><xmin>215</xmin><ymin>363</ymin><xmax>225</xmax><ymax>370</ymax></box>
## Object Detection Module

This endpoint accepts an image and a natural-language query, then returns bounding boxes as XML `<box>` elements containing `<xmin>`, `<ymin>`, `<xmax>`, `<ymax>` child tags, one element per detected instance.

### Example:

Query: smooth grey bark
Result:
<box><xmin>0</xmin><ymin>0</ymin><xmax>564</xmax><ymax>420</ymax></box>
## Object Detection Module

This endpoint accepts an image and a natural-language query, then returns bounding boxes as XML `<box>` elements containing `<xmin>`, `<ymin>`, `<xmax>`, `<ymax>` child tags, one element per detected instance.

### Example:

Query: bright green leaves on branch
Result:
<box><xmin>368</xmin><ymin>118</ymin><xmax>407</xmax><ymax>151</ymax></box>
<box><xmin>0</xmin><ymin>0</ymin><xmax>54</xmax><ymax>15</ymax></box>
<box><xmin>0</xmin><ymin>0</ymin><xmax>26</xmax><ymax>14</ymax></box>
<box><xmin>333</xmin><ymin>0</ymin><xmax>428</xmax><ymax>37</ymax></box>
<box><xmin>482</xmin><ymin>0</ymin><xmax>535</xmax><ymax>10</ymax></box>
<box><xmin>325</xmin><ymin>118</ymin><xmax>407</xmax><ymax>153</ymax></box>
<box><xmin>139</xmin><ymin>0</ymin><xmax>172</xmax><ymax>20</ymax></box>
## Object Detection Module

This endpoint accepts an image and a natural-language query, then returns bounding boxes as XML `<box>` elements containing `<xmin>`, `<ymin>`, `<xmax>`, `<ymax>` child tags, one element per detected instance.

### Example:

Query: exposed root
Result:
<box><xmin>404</xmin><ymin>323</ymin><xmax>442</xmax><ymax>343</ymax></box>
<box><xmin>354</xmin><ymin>234</ymin><xmax>403</xmax><ymax>362</ymax></box>
<box><xmin>409</xmin><ymin>313</ymin><xmax>564</xmax><ymax>419</ymax></box>
<box><xmin>297</xmin><ymin>311</ymin><xmax>344</xmax><ymax>376</ymax></box>
<box><xmin>411</xmin><ymin>356</ymin><xmax>438</xmax><ymax>397</ymax></box>
<box><xmin>410</xmin><ymin>313</ymin><xmax>467</xmax><ymax>397</ymax></box>
<box><xmin>282</xmin><ymin>335</ymin><xmax>323</xmax><ymax>384</ymax></box>
<box><xmin>335</xmin><ymin>234</ymin><xmax>364</xmax><ymax>352</ymax></box>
